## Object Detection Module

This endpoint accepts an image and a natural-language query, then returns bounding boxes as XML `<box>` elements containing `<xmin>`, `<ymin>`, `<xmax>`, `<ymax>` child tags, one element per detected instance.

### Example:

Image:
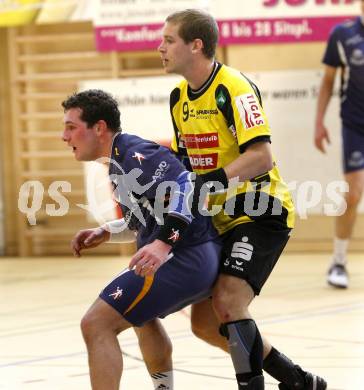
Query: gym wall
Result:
<box><xmin>1</xmin><ymin>21</ymin><xmax>363</xmax><ymax>256</ymax></box>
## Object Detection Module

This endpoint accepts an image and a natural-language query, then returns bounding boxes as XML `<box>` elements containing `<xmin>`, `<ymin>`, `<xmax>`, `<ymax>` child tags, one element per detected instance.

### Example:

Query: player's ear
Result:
<box><xmin>192</xmin><ymin>38</ymin><xmax>204</xmax><ymax>54</ymax></box>
<box><xmin>95</xmin><ymin>120</ymin><xmax>107</xmax><ymax>134</ymax></box>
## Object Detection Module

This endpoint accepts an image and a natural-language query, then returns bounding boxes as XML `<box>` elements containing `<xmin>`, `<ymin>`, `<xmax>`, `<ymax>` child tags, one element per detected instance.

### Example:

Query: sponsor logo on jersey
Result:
<box><xmin>132</xmin><ymin>151</ymin><xmax>146</xmax><ymax>165</ymax></box>
<box><xmin>114</xmin><ymin>147</ymin><xmax>120</xmax><ymax>156</ymax></box>
<box><xmin>216</xmin><ymin>90</ymin><xmax>227</xmax><ymax>108</ymax></box>
<box><xmin>196</xmin><ymin>108</ymin><xmax>219</xmax><ymax>118</ymax></box>
<box><xmin>188</xmin><ymin>153</ymin><xmax>218</xmax><ymax>170</ymax></box>
<box><xmin>235</xmin><ymin>93</ymin><xmax>265</xmax><ymax>129</ymax></box>
<box><xmin>183</xmin><ymin>133</ymin><xmax>219</xmax><ymax>148</ymax></box>
<box><xmin>152</xmin><ymin>161</ymin><xmax>169</xmax><ymax>181</ymax></box>
<box><xmin>346</xmin><ymin>34</ymin><xmax>364</xmax><ymax>46</ymax></box>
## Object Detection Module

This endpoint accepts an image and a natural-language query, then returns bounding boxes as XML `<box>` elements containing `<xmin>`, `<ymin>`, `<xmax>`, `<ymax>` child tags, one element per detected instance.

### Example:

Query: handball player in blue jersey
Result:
<box><xmin>62</xmin><ymin>89</ymin><xmax>221</xmax><ymax>390</ymax></box>
<box><xmin>315</xmin><ymin>0</ymin><xmax>364</xmax><ymax>289</ymax></box>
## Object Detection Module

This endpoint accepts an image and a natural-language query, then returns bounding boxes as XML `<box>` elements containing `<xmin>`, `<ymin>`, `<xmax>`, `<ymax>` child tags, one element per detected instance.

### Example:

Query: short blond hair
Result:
<box><xmin>166</xmin><ymin>9</ymin><xmax>218</xmax><ymax>59</ymax></box>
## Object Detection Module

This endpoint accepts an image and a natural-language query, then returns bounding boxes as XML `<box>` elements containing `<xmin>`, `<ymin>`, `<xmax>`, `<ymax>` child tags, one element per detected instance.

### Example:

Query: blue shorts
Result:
<box><xmin>342</xmin><ymin>125</ymin><xmax>364</xmax><ymax>173</ymax></box>
<box><xmin>99</xmin><ymin>240</ymin><xmax>221</xmax><ymax>326</ymax></box>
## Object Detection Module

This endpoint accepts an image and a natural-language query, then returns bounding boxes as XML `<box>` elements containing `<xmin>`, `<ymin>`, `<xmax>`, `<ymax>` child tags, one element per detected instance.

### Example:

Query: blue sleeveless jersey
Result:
<box><xmin>323</xmin><ymin>17</ymin><xmax>364</xmax><ymax>132</ymax></box>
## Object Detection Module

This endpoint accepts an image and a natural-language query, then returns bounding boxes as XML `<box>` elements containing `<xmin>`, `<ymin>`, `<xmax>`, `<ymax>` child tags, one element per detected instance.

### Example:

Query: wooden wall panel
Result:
<box><xmin>5</xmin><ymin>22</ymin><xmax>166</xmax><ymax>256</ymax></box>
<box><xmin>1</xmin><ymin>21</ymin><xmax>227</xmax><ymax>256</ymax></box>
<box><xmin>1</xmin><ymin>29</ymin><xmax>17</xmax><ymax>255</ymax></box>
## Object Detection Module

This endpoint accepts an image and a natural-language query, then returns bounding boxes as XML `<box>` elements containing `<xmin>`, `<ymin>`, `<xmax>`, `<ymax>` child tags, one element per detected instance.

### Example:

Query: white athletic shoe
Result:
<box><xmin>327</xmin><ymin>264</ymin><xmax>348</xmax><ymax>288</ymax></box>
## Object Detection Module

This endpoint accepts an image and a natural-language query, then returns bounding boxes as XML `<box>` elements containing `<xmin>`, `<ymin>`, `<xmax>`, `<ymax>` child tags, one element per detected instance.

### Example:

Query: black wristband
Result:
<box><xmin>156</xmin><ymin>214</ymin><xmax>189</xmax><ymax>247</ymax></box>
<box><xmin>199</xmin><ymin>168</ymin><xmax>229</xmax><ymax>189</ymax></box>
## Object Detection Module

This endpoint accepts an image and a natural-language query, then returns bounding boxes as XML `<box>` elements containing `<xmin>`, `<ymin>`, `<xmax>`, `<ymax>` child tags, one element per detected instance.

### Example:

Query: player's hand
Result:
<box><xmin>129</xmin><ymin>239</ymin><xmax>172</xmax><ymax>277</ymax></box>
<box><xmin>314</xmin><ymin>122</ymin><xmax>331</xmax><ymax>153</ymax></box>
<box><xmin>71</xmin><ymin>227</ymin><xmax>110</xmax><ymax>257</ymax></box>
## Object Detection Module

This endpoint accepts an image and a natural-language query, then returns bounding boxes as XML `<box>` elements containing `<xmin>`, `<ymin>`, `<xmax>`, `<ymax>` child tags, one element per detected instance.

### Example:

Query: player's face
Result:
<box><xmin>158</xmin><ymin>22</ymin><xmax>193</xmax><ymax>75</ymax></box>
<box><xmin>62</xmin><ymin>108</ymin><xmax>100</xmax><ymax>161</ymax></box>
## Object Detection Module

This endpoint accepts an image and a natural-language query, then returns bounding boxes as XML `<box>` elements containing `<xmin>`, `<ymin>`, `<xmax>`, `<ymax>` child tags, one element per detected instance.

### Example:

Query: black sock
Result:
<box><xmin>263</xmin><ymin>347</ymin><xmax>304</xmax><ymax>387</ymax></box>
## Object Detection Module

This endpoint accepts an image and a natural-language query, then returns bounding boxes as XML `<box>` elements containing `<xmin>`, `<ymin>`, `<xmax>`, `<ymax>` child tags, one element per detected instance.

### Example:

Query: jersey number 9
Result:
<box><xmin>182</xmin><ymin>102</ymin><xmax>189</xmax><ymax>122</ymax></box>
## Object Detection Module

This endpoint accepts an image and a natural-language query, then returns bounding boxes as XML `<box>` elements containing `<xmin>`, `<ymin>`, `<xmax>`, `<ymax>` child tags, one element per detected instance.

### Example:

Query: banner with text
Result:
<box><xmin>94</xmin><ymin>0</ymin><xmax>359</xmax><ymax>51</ymax></box>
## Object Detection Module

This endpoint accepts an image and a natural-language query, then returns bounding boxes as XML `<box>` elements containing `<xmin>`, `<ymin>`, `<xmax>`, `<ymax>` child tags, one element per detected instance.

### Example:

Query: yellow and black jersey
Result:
<box><xmin>170</xmin><ymin>62</ymin><xmax>295</xmax><ymax>234</ymax></box>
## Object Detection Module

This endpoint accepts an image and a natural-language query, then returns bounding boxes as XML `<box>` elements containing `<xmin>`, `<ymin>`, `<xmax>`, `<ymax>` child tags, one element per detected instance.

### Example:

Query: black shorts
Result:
<box><xmin>220</xmin><ymin>221</ymin><xmax>291</xmax><ymax>295</ymax></box>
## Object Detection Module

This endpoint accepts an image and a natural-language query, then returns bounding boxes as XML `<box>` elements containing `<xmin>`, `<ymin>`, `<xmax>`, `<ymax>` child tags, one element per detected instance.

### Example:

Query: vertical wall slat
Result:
<box><xmin>8</xmin><ymin>27</ymin><xmax>30</xmax><ymax>256</ymax></box>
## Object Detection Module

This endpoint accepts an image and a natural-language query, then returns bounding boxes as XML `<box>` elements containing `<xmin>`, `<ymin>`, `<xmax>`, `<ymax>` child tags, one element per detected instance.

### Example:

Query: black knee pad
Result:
<box><xmin>221</xmin><ymin>319</ymin><xmax>263</xmax><ymax>377</ymax></box>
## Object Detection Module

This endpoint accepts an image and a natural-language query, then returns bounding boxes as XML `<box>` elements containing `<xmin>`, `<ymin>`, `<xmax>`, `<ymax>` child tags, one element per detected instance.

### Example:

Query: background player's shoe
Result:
<box><xmin>278</xmin><ymin>365</ymin><xmax>327</xmax><ymax>390</ymax></box>
<box><xmin>327</xmin><ymin>263</ymin><xmax>348</xmax><ymax>288</ymax></box>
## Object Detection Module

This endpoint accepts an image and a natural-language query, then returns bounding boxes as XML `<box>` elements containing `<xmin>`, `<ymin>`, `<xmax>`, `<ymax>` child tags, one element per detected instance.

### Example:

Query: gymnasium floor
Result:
<box><xmin>0</xmin><ymin>253</ymin><xmax>363</xmax><ymax>389</ymax></box>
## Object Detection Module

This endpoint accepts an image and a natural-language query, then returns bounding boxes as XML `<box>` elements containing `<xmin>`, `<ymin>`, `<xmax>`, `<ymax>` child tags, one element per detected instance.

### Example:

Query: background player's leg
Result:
<box><xmin>135</xmin><ymin>319</ymin><xmax>174</xmax><ymax>389</ymax></box>
<box><xmin>81</xmin><ymin>297</ymin><xmax>132</xmax><ymax>390</ymax></box>
<box><xmin>190</xmin><ymin>299</ymin><xmax>285</xmax><ymax>357</ymax></box>
<box><xmin>191</xmin><ymin>299</ymin><xmax>276</xmax><ymax>358</ymax></box>
<box><xmin>335</xmin><ymin>170</ymin><xmax>364</xmax><ymax>240</ymax></box>
<box><xmin>190</xmin><ymin>299</ymin><xmax>229</xmax><ymax>352</ymax></box>
<box><xmin>329</xmin><ymin>169</ymin><xmax>364</xmax><ymax>288</ymax></box>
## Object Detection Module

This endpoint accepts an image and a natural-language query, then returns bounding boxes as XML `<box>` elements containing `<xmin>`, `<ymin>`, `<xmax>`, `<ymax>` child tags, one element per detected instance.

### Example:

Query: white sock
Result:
<box><xmin>332</xmin><ymin>237</ymin><xmax>348</xmax><ymax>265</ymax></box>
<box><xmin>151</xmin><ymin>371</ymin><xmax>173</xmax><ymax>389</ymax></box>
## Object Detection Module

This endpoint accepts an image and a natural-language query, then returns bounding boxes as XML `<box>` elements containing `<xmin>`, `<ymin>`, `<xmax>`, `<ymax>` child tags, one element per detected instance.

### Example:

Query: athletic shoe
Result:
<box><xmin>327</xmin><ymin>264</ymin><xmax>348</xmax><ymax>288</ymax></box>
<box><xmin>278</xmin><ymin>365</ymin><xmax>327</xmax><ymax>389</ymax></box>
